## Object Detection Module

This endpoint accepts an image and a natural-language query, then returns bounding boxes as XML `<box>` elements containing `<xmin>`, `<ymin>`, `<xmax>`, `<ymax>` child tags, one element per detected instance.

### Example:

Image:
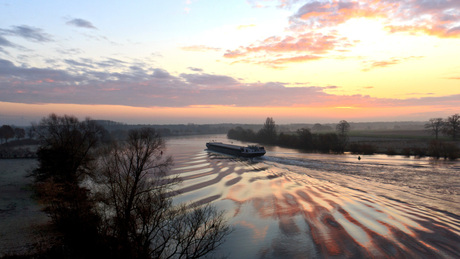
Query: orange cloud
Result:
<box><xmin>362</xmin><ymin>56</ymin><xmax>424</xmax><ymax>71</ymax></box>
<box><xmin>385</xmin><ymin>25</ymin><xmax>460</xmax><ymax>38</ymax></box>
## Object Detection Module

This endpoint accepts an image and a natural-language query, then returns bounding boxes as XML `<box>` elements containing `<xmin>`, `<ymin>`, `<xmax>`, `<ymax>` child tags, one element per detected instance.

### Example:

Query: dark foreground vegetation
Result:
<box><xmin>228</xmin><ymin>115</ymin><xmax>460</xmax><ymax>160</ymax></box>
<box><xmin>2</xmin><ymin>114</ymin><xmax>230</xmax><ymax>259</ymax></box>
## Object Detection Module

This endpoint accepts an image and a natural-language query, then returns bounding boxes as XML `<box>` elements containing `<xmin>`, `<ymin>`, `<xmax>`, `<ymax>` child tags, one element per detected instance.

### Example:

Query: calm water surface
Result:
<box><xmin>165</xmin><ymin>134</ymin><xmax>460</xmax><ymax>258</ymax></box>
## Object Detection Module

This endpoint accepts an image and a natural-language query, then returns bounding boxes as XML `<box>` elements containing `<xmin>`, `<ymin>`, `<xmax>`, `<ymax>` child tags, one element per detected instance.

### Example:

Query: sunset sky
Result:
<box><xmin>1</xmin><ymin>0</ymin><xmax>459</xmax><ymax>125</ymax></box>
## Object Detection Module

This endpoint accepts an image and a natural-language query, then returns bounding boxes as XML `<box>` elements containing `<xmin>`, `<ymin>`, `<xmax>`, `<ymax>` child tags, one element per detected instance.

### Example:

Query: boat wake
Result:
<box><xmin>166</xmin><ymin>138</ymin><xmax>460</xmax><ymax>258</ymax></box>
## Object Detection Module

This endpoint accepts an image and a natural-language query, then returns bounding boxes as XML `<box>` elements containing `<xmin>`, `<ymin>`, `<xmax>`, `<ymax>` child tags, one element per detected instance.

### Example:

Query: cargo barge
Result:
<box><xmin>206</xmin><ymin>142</ymin><xmax>266</xmax><ymax>158</ymax></box>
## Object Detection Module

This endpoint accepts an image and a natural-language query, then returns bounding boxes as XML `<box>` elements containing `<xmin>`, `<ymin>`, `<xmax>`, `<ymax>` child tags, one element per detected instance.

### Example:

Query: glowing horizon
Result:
<box><xmin>0</xmin><ymin>0</ymin><xmax>459</xmax><ymax>125</ymax></box>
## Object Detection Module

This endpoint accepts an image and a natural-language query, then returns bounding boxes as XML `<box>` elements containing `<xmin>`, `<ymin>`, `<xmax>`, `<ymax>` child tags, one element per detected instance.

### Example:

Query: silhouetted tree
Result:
<box><xmin>277</xmin><ymin>132</ymin><xmax>298</xmax><ymax>147</ymax></box>
<box><xmin>312</xmin><ymin>123</ymin><xmax>332</xmax><ymax>132</ymax></box>
<box><xmin>297</xmin><ymin>128</ymin><xmax>313</xmax><ymax>150</ymax></box>
<box><xmin>0</xmin><ymin>125</ymin><xmax>15</xmax><ymax>143</ymax></box>
<box><xmin>95</xmin><ymin>128</ymin><xmax>230</xmax><ymax>258</ymax></box>
<box><xmin>27</xmin><ymin>127</ymin><xmax>35</xmax><ymax>139</ymax></box>
<box><xmin>425</xmin><ymin>118</ymin><xmax>444</xmax><ymax>139</ymax></box>
<box><xmin>31</xmin><ymin>114</ymin><xmax>107</xmax><ymax>256</ymax></box>
<box><xmin>14</xmin><ymin>127</ymin><xmax>25</xmax><ymax>140</ymax></box>
<box><xmin>258</xmin><ymin>117</ymin><xmax>277</xmax><ymax>144</ymax></box>
<box><xmin>315</xmin><ymin>133</ymin><xmax>340</xmax><ymax>153</ymax></box>
<box><xmin>32</xmin><ymin>114</ymin><xmax>106</xmax><ymax>183</ymax></box>
<box><xmin>443</xmin><ymin>114</ymin><xmax>460</xmax><ymax>140</ymax></box>
<box><xmin>336</xmin><ymin>120</ymin><xmax>350</xmax><ymax>152</ymax></box>
<box><xmin>336</xmin><ymin>120</ymin><xmax>350</xmax><ymax>136</ymax></box>
<box><xmin>228</xmin><ymin>126</ymin><xmax>256</xmax><ymax>141</ymax></box>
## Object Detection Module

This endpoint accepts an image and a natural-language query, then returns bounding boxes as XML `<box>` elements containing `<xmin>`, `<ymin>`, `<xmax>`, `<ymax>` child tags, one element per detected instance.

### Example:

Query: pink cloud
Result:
<box><xmin>290</xmin><ymin>0</ymin><xmax>460</xmax><ymax>38</ymax></box>
<box><xmin>224</xmin><ymin>32</ymin><xmax>355</xmax><ymax>66</ymax></box>
<box><xmin>1</xmin><ymin>58</ymin><xmax>458</xmax><ymax>112</ymax></box>
<box><xmin>228</xmin><ymin>0</ymin><xmax>460</xmax><ymax>66</ymax></box>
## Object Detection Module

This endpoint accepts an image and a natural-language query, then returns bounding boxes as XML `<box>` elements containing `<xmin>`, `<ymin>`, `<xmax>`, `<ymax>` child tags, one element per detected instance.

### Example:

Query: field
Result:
<box><xmin>0</xmin><ymin>159</ymin><xmax>52</xmax><ymax>257</ymax></box>
<box><xmin>347</xmin><ymin>129</ymin><xmax>459</xmax><ymax>156</ymax></box>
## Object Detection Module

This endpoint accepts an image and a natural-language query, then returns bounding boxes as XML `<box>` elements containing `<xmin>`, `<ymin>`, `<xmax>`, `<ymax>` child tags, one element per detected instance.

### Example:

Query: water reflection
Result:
<box><xmin>165</xmin><ymin>135</ymin><xmax>460</xmax><ymax>258</ymax></box>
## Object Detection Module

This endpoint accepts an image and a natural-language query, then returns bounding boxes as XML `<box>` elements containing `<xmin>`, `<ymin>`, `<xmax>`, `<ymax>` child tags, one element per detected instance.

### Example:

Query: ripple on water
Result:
<box><xmin>165</xmin><ymin>137</ymin><xmax>460</xmax><ymax>258</ymax></box>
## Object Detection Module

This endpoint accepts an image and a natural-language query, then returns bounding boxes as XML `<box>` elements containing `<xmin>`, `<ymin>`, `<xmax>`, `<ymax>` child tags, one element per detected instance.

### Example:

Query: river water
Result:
<box><xmin>165</xmin><ymin>134</ymin><xmax>460</xmax><ymax>258</ymax></box>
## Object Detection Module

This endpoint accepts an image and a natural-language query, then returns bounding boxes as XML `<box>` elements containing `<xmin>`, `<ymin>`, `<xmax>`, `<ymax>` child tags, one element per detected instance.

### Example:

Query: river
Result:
<box><xmin>165</xmin><ymin>134</ymin><xmax>460</xmax><ymax>258</ymax></box>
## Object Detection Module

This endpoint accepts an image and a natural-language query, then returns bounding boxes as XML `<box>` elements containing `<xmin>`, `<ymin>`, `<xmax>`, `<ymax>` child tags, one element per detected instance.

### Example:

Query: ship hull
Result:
<box><xmin>206</xmin><ymin>142</ymin><xmax>265</xmax><ymax>158</ymax></box>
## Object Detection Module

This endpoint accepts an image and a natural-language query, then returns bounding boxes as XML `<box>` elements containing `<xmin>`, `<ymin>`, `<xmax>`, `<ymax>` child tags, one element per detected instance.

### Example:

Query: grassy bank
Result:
<box><xmin>347</xmin><ymin>130</ymin><xmax>459</xmax><ymax>158</ymax></box>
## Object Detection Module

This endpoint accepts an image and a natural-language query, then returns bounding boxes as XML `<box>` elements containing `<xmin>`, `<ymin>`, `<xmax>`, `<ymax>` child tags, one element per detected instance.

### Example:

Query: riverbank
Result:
<box><xmin>0</xmin><ymin>159</ymin><xmax>54</xmax><ymax>258</ymax></box>
<box><xmin>347</xmin><ymin>130</ymin><xmax>460</xmax><ymax>158</ymax></box>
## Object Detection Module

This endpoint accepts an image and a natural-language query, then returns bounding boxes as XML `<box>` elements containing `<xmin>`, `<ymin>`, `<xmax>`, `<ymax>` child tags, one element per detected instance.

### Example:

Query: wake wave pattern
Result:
<box><xmin>165</xmin><ymin>137</ymin><xmax>460</xmax><ymax>258</ymax></box>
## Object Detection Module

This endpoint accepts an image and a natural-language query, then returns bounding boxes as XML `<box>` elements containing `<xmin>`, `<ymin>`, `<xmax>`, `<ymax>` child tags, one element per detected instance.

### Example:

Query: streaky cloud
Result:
<box><xmin>362</xmin><ymin>56</ymin><xmax>424</xmax><ymax>71</ymax></box>
<box><xmin>66</xmin><ymin>18</ymin><xmax>97</xmax><ymax>29</ymax></box>
<box><xmin>188</xmin><ymin>67</ymin><xmax>203</xmax><ymax>72</ymax></box>
<box><xmin>0</xmin><ymin>59</ymin><xmax>458</xmax><ymax>111</ymax></box>
<box><xmin>0</xmin><ymin>25</ymin><xmax>52</xmax><ymax>42</ymax></box>
<box><xmin>0</xmin><ymin>35</ymin><xmax>14</xmax><ymax>47</ymax></box>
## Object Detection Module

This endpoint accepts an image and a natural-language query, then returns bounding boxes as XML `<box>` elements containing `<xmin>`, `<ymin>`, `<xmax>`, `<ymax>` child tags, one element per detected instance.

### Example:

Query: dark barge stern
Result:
<box><xmin>206</xmin><ymin>142</ymin><xmax>266</xmax><ymax>158</ymax></box>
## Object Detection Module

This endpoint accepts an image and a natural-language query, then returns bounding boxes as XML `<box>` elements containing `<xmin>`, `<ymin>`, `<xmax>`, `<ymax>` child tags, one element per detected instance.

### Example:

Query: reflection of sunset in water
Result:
<box><xmin>166</xmin><ymin>135</ymin><xmax>460</xmax><ymax>258</ymax></box>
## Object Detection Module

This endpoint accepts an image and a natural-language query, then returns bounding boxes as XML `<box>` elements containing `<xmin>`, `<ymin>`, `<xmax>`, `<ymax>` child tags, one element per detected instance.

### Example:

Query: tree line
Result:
<box><xmin>0</xmin><ymin>124</ymin><xmax>26</xmax><ymax>143</ymax></box>
<box><xmin>228</xmin><ymin>116</ymin><xmax>460</xmax><ymax>159</ymax></box>
<box><xmin>425</xmin><ymin>114</ymin><xmax>460</xmax><ymax>140</ymax></box>
<box><xmin>27</xmin><ymin>114</ymin><xmax>230</xmax><ymax>258</ymax></box>
<box><xmin>228</xmin><ymin>117</ymin><xmax>351</xmax><ymax>153</ymax></box>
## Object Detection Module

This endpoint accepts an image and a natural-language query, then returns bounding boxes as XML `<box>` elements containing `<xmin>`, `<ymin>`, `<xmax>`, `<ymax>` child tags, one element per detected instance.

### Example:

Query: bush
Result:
<box><xmin>428</xmin><ymin>140</ymin><xmax>459</xmax><ymax>160</ymax></box>
<box><xmin>349</xmin><ymin>143</ymin><xmax>376</xmax><ymax>155</ymax></box>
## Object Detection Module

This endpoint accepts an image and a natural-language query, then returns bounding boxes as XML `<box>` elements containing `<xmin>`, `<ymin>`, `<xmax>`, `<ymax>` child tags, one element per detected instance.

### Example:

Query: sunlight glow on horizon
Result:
<box><xmin>0</xmin><ymin>0</ymin><xmax>459</xmax><ymax>125</ymax></box>
<box><xmin>0</xmin><ymin>101</ymin><xmax>455</xmax><ymax>126</ymax></box>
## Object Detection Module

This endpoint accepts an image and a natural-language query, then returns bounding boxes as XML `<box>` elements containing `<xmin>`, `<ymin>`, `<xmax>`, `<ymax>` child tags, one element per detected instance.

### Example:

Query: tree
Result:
<box><xmin>312</xmin><ymin>123</ymin><xmax>332</xmax><ymax>132</ymax></box>
<box><xmin>27</xmin><ymin>127</ymin><xmax>35</xmax><ymax>139</ymax></box>
<box><xmin>14</xmin><ymin>127</ymin><xmax>26</xmax><ymax>140</ymax></box>
<box><xmin>443</xmin><ymin>114</ymin><xmax>460</xmax><ymax>140</ymax></box>
<box><xmin>296</xmin><ymin>128</ymin><xmax>313</xmax><ymax>150</ymax></box>
<box><xmin>258</xmin><ymin>117</ymin><xmax>277</xmax><ymax>144</ymax></box>
<box><xmin>0</xmin><ymin>125</ymin><xmax>15</xmax><ymax>143</ymax></box>
<box><xmin>31</xmin><ymin>114</ymin><xmax>107</xmax><ymax>255</ymax></box>
<box><xmin>425</xmin><ymin>118</ymin><xmax>444</xmax><ymax>140</ymax></box>
<box><xmin>32</xmin><ymin>113</ymin><xmax>106</xmax><ymax>183</ymax></box>
<box><xmin>336</xmin><ymin>120</ymin><xmax>350</xmax><ymax>136</ymax></box>
<box><xmin>336</xmin><ymin>120</ymin><xmax>350</xmax><ymax>152</ymax></box>
<box><xmin>95</xmin><ymin>128</ymin><xmax>230</xmax><ymax>258</ymax></box>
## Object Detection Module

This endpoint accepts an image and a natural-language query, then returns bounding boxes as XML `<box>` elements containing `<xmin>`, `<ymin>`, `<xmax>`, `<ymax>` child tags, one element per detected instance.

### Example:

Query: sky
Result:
<box><xmin>0</xmin><ymin>0</ymin><xmax>459</xmax><ymax>125</ymax></box>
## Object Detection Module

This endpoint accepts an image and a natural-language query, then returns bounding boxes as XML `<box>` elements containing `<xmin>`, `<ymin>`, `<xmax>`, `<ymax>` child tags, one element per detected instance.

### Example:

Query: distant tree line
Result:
<box><xmin>0</xmin><ymin>124</ymin><xmax>26</xmax><ymax>143</ymax></box>
<box><xmin>425</xmin><ymin>114</ymin><xmax>460</xmax><ymax>140</ymax></box>
<box><xmin>228</xmin><ymin>116</ymin><xmax>459</xmax><ymax>159</ymax></box>
<box><xmin>27</xmin><ymin>114</ymin><xmax>230</xmax><ymax>258</ymax></box>
<box><xmin>228</xmin><ymin>117</ymin><xmax>351</xmax><ymax>153</ymax></box>
<box><xmin>423</xmin><ymin>114</ymin><xmax>460</xmax><ymax>159</ymax></box>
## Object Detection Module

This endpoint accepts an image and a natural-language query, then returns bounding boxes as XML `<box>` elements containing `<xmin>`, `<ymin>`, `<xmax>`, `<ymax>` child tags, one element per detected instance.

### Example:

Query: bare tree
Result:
<box><xmin>32</xmin><ymin>113</ymin><xmax>106</xmax><ymax>183</ymax></box>
<box><xmin>443</xmin><ymin>114</ymin><xmax>460</xmax><ymax>140</ymax></box>
<box><xmin>336</xmin><ymin>120</ymin><xmax>350</xmax><ymax>136</ymax></box>
<box><xmin>95</xmin><ymin>128</ymin><xmax>230</xmax><ymax>258</ymax></box>
<box><xmin>14</xmin><ymin>127</ymin><xmax>26</xmax><ymax>140</ymax></box>
<box><xmin>30</xmin><ymin>114</ymin><xmax>108</xmax><ymax>256</ymax></box>
<box><xmin>336</xmin><ymin>120</ymin><xmax>350</xmax><ymax>152</ymax></box>
<box><xmin>425</xmin><ymin>118</ymin><xmax>444</xmax><ymax>139</ymax></box>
